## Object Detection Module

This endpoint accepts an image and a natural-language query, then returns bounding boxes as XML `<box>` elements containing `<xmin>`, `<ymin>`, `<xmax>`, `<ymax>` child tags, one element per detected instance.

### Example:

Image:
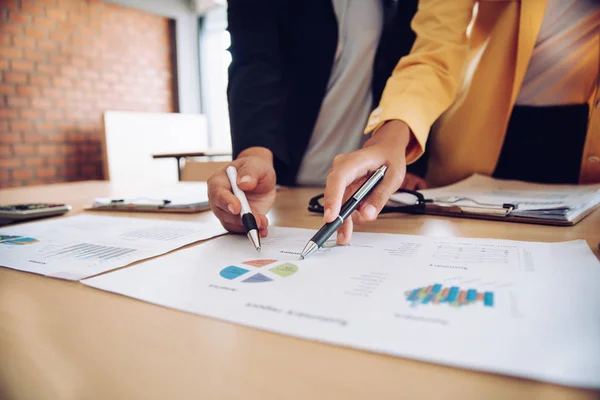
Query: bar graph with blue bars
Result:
<box><xmin>404</xmin><ymin>283</ymin><xmax>494</xmax><ymax>308</ymax></box>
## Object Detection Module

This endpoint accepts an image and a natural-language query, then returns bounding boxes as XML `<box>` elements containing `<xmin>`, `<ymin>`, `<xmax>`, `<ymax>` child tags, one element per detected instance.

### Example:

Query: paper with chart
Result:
<box><xmin>82</xmin><ymin>227</ymin><xmax>600</xmax><ymax>388</ymax></box>
<box><xmin>390</xmin><ymin>174</ymin><xmax>600</xmax><ymax>221</ymax></box>
<box><xmin>0</xmin><ymin>214</ymin><xmax>225</xmax><ymax>280</ymax></box>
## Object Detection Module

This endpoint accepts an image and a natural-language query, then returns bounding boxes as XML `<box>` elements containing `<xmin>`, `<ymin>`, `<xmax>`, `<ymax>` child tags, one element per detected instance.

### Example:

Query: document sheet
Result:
<box><xmin>82</xmin><ymin>227</ymin><xmax>600</xmax><ymax>388</ymax></box>
<box><xmin>0</xmin><ymin>214</ymin><xmax>225</xmax><ymax>280</ymax></box>
<box><xmin>390</xmin><ymin>174</ymin><xmax>600</xmax><ymax>221</ymax></box>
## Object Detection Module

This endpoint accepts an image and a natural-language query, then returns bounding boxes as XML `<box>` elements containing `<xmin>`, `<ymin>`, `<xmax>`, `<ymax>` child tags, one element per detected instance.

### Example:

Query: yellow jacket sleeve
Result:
<box><xmin>365</xmin><ymin>0</ymin><xmax>476</xmax><ymax>163</ymax></box>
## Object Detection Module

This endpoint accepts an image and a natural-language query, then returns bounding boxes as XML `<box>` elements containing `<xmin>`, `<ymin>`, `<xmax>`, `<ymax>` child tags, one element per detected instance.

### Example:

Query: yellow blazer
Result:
<box><xmin>367</xmin><ymin>0</ymin><xmax>600</xmax><ymax>187</ymax></box>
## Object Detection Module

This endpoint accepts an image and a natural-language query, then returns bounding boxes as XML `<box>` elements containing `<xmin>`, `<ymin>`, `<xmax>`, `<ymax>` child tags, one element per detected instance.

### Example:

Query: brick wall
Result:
<box><xmin>0</xmin><ymin>0</ymin><xmax>176</xmax><ymax>188</ymax></box>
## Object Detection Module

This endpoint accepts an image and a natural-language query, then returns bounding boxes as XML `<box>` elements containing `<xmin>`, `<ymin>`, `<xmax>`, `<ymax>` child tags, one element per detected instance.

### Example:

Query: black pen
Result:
<box><xmin>300</xmin><ymin>165</ymin><xmax>387</xmax><ymax>259</ymax></box>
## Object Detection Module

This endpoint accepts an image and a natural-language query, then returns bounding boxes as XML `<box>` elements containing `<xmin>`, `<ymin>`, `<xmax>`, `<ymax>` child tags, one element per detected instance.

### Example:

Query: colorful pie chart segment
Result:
<box><xmin>219</xmin><ymin>260</ymin><xmax>299</xmax><ymax>283</ymax></box>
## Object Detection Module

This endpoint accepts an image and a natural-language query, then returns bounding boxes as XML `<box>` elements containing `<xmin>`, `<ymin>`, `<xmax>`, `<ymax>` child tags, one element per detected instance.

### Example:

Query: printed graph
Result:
<box><xmin>41</xmin><ymin>243</ymin><xmax>137</xmax><ymax>261</ymax></box>
<box><xmin>405</xmin><ymin>283</ymin><xmax>494</xmax><ymax>308</ymax></box>
<box><xmin>0</xmin><ymin>235</ymin><xmax>39</xmax><ymax>246</ymax></box>
<box><xmin>219</xmin><ymin>259</ymin><xmax>299</xmax><ymax>283</ymax></box>
<box><xmin>433</xmin><ymin>243</ymin><xmax>515</xmax><ymax>264</ymax></box>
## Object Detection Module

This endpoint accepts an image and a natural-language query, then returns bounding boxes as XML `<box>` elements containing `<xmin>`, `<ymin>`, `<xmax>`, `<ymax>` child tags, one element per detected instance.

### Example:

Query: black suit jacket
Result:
<box><xmin>227</xmin><ymin>0</ymin><xmax>418</xmax><ymax>186</ymax></box>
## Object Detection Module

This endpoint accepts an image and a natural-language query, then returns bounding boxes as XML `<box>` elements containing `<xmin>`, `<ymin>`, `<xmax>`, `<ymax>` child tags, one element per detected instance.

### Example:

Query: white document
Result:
<box><xmin>390</xmin><ymin>174</ymin><xmax>600</xmax><ymax>221</ymax></box>
<box><xmin>0</xmin><ymin>214</ymin><xmax>225</xmax><ymax>280</ymax></box>
<box><xmin>82</xmin><ymin>227</ymin><xmax>600</xmax><ymax>388</ymax></box>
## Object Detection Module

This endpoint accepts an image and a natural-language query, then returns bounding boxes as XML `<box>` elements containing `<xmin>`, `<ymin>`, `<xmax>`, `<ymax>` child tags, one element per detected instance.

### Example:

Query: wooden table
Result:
<box><xmin>1</xmin><ymin>181</ymin><xmax>599</xmax><ymax>399</ymax></box>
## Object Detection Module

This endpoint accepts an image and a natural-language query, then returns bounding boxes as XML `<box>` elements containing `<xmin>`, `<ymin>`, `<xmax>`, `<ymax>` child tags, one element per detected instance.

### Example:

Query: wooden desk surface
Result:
<box><xmin>1</xmin><ymin>181</ymin><xmax>599</xmax><ymax>400</ymax></box>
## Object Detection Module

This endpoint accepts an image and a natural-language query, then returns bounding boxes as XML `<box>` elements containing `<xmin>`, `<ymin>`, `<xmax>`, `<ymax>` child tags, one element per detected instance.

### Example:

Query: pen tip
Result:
<box><xmin>299</xmin><ymin>255</ymin><xmax>304</xmax><ymax>260</ymax></box>
<box><xmin>256</xmin><ymin>247</ymin><xmax>261</xmax><ymax>253</ymax></box>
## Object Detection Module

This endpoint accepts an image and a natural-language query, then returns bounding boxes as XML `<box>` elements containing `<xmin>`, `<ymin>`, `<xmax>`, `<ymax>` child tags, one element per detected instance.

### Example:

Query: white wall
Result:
<box><xmin>106</xmin><ymin>0</ymin><xmax>202</xmax><ymax>115</ymax></box>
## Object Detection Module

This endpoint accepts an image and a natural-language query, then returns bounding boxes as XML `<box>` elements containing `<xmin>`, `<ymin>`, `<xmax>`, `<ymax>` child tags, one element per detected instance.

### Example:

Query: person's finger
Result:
<box><xmin>415</xmin><ymin>177</ymin><xmax>428</xmax><ymax>190</ymax></box>
<box><xmin>212</xmin><ymin>186</ymin><xmax>242</xmax><ymax>216</ymax></box>
<box><xmin>213</xmin><ymin>209</ymin><xmax>244</xmax><ymax>233</ymax></box>
<box><xmin>336</xmin><ymin>216</ymin><xmax>353</xmax><ymax>246</ymax></box>
<box><xmin>233</xmin><ymin>157</ymin><xmax>276</xmax><ymax>194</ymax></box>
<box><xmin>323</xmin><ymin>153</ymin><xmax>382</xmax><ymax>223</ymax></box>
<box><xmin>359</xmin><ymin>164</ymin><xmax>406</xmax><ymax>221</ymax></box>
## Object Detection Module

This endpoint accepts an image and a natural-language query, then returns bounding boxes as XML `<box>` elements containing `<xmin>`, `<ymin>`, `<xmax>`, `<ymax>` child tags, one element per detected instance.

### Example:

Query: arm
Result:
<box><xmin>365</xmin><ymin>0</ymin><xmax>477</xmax><ymax>162</ymax></box>
<box><xmin>227</xmin><ymin>0</ymin><xmax>288</xmax><ymax>166</ymax></box>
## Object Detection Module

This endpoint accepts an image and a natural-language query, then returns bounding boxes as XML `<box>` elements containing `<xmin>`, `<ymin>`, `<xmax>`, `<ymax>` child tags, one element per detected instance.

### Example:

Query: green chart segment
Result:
<box><xmin>405</xmin><ymin>283</ymin><xmax>494</xmax><ymax>308</ymax></box>
<box><xmin>219</xmin><ymin>260</ymin><xmax>299</xmax><ymax>283</ymax></box>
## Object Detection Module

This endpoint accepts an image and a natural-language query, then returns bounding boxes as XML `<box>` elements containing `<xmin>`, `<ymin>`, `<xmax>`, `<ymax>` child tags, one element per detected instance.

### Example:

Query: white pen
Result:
<box><xmin>226</xmin><ymin>165</ymin><xmax>261</xmax><ymax>252</ymax></box>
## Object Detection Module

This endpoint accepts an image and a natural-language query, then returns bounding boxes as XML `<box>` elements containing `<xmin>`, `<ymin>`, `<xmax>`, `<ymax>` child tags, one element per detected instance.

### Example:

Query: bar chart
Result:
<box><xmin>405</xmin><ymin>283</ymin><xmax>494</xmax><ymax>308</ymax></box>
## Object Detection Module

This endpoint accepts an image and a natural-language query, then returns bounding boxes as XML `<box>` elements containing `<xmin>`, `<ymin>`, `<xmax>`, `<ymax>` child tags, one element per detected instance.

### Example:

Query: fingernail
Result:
<box><xmin>337</xmin><ymin>233</ymin><xmax>345</xmax><ymax>244</ymax></box>
<box><xmin>239</xmin><ymin>176</ymin><xmax>252</xmax><ymax>184</ymax></box>
<box><xmin>363</xmin><ymin>204</ymin><xmax>377</xmax><ymax>220</ymax></box>
<box><xmin>227</xmin><ymin>204</ymin><xmax>235</xmax><ymax>214</ymax></box>
<box><xmin>324</xmin><ymin>208</ymin><xmax>333</xmax><ymax>221</ymax></box>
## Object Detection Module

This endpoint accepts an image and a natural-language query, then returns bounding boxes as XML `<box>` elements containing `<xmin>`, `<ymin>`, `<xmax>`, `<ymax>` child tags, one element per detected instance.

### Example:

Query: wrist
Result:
<box><xmin>237</xmin><ymin>147</ymin><xmax>274</xmax><ymax>165</ymax></box>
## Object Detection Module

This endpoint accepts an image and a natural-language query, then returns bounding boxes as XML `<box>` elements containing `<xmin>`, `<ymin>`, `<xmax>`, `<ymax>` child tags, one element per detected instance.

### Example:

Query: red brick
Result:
<box><xmin>0</xmin><ymin>59</ymin><xmax>7</xmax><ymax>70</ymax></box>
<box><xmin>0</xmin><ymin>132</ymin><xmax>21</xmax><ymax>144</ymax></box>
<box><xmin>11</xmin><ymin>60</ymin><xmax>35</xmax><ymax>72</ymax></box>
<box><xmin>33</xmin><ymin>16</ymin><xmax>55</xmax><ymax>29</ymax></box>
<box><xmin>38</xmin><ymin>40</ymin><xmax>58</xmax><ymax>52</ymax></box>
<box><xmin>10</xmin><ymin>120</ymin><xmax>33</xmax><ymax>131</ymax></box>
<box><xmin>3</xmin><ymin>71</ymin><xmax>28</xmax><ymax>84</ymax></box>
<box><xmin>45</xmin><ymin>7</ymin><xmax>67</xmax><ymax>21</ymax></box>
<box><xmin>38</xmin><ymin>143</ymin><xmax>60</xmax><ymax>155</ymax></box>
<box><xmin>12</xmin><ymin>168</ymin><xmax>34</xmax><ymax>180</ymax></box>
<box><xmin>24</xmin><ymin>26</ymin><xmax>47</xmax><ymax>39</ymax></box>
<box><xmin>49</xmin><ymin>54</ymin><xmax>69</xmax><ymax>65</ymax></box>
<box><xmin>0</xmin><ymin>84</ymin><xmax>15</xmax><ymax>94</ymax></box>
<box><xmin>7</xmin><ymin>97</ymin><xmax>29</xmax><ymax>108</ymax></box>
<box><xmin>67</xmin><ymin>11</ymin><xmax>87</xmax><ymax>25</ymax></box>
<box><xmin>49</xmin><ymin>30</ymin><xmax>70</xmax><ymax>42</ymax></box>
<box><xmin>35</xmin><ymin>167</ymin><xmax>56</xmax><ymax>178</ymax></box>
<box><xmin>21</xmin><ymin>2</ymin><xmax>44</xmax><ymax>16</ymax></box>
<box><xmin>0</xmin><ymin>108</ymin><xmax>19</xmax><ymax>118</ymax></box>
<box><xmin>0</xmin><ymin>46</ymin><xmax>22</xmax><ymax>59</ymax></box>
<box><xmin>0</xmin><ymin>159</ymin><xmax>24</xmax><ymax>168</ymax></box>
<box><xmin>24</xmin><ymin>49</ymin><xmax>46</xmax><ymax>62</ymax></box>
<box><xmin>0</xmin><ymin>121</ymin><xmax>11</xmax><ymax>134</ymax></box>
<box><xmin>24</xmin><ymin>157</ymin><xmax>45</xmax><ymax>167</ymax></box>
<box><xmin>12</xmin><ymin>143</ymin><xmax>36</xmax><ymax>156</ymax></box>
<box><xmin>16</xmin><ymin>84</ymin><xmax>39</xmax><ymax>96</ymax></box>
<box><xmin>36</xmin><ymin>0</ymin><xmax>59</xmax><ymax>6</ymax></box>
<box><xmin>36</xmin><ymin>64</ymin><xmax>58</xmax><ymax>75</ymax></box>
<box><xmin>31</xmin><ymin>97</ymin><xmax>53</xmax><ymax>109</ymax></box>
<box><xmin>7</xmin><ymin>11</ymin><xmax>31</xmax><ymax>24</ymax></box>
<box><xmin>1</xmin><ymin>23</ymin><xmax>23</xmax><ymax>35</ymax></box>
<box><xmin>12</xmin><ymin>36</ymin><xmax>37</xmax><ymax>51</ymax></box>
<box><xmin>2</xmin><ymin>0</ymin><xmax>21</xmax><ymax>12</ymax></box>
<box><xmin>29</xmin><ymin>74</ymin><xmax>51</xmax><ymax>86</ymax></box>
<box><xmin>42</xmin><ymin>87</ymin><xmax>60</xmax><ymax>98</ymax></box>
<box><xmin>23</xmin><ymin>132</ymin><xmax>44</xmax><ymax>142</ymax></box>
<box><xmin>0</xmin><ymin>145</ymin><xmax>12</xmax><ymax>157</ymax></box>
<box><xmin>52</xmin><ymin>76</ymin><xmax>72</xmax><ymax>88</ymax></box>
<box><xmin>20</xmin><ymin>109</ymin><xmax>43</xmax><ymax>119</ymax></box>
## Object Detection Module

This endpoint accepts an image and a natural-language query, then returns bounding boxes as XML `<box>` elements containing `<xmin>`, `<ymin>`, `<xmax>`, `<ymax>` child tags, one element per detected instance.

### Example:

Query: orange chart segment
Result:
<box><xmin>242</xmin><ymin>259</ymin><xmax>278</xmax><ymax>268</ymax></box>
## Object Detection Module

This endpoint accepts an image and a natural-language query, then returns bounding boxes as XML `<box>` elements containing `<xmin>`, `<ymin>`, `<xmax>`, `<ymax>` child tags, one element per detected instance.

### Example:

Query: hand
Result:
<box><xmin>401</xmin><ymin>172</ymin><xmax>427</xmax><ymax>191</ymax></box>
<box><xmin>207</xmin><ymin>147</ymin><xmax>276</xmax><ymax>236</ymax></box>
<box><xmin>323</xmin><ymin>120</ymin><xmax>413</xmax><ymax>245</ymax></box>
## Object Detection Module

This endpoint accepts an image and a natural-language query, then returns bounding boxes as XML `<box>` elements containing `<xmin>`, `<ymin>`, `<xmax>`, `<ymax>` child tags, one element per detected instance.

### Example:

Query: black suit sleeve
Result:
<box><xmin>226</xmin><ymin>0</ymin><xmax>289</xmax><ymax>165</ymax></box>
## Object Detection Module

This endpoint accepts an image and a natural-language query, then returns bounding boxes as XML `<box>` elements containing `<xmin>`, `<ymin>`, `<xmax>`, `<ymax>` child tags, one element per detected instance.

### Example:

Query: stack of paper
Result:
<box><xmin>390</xmin><ymin>174</ymin><xmax>600</xmax><ymax>222</ymax></box>
<box><xmin>83</xmin><ymin>227</ymin><xmax>600</xmax><ymax>388</ymax></box>
<box><xmin>0</xmin><ymin>214</ymin><xmax>225</xmax><ymax>280</ymax></box>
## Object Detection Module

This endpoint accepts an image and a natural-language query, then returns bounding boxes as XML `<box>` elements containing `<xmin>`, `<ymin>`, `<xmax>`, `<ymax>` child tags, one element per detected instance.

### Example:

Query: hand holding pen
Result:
<box><xmin>207</xmin><ymin>149</ymin><xmax>276</xmax><ymax>243</ymax></box>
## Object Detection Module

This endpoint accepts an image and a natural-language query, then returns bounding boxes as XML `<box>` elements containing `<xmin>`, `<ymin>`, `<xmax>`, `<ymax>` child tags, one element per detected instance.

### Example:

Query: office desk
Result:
<box><xmin>1</xmin><ymin>182</ymin><xmax>599</xmax><ymax>399</ymax></box>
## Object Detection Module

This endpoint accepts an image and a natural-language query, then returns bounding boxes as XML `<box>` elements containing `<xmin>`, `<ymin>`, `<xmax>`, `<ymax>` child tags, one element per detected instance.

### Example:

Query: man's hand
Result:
<box><xmin>323</xmin><ymin>120</ymin><xmax>414</xmax><ymax>245</ymax></box>
<box><xmin>208</xmin><ymin>147</ymin><xmax>276</xmax><ymax>236</ymax></box>
<box><xmin>402</xmin><ymin>172</ymin><xmax>428</xmax><ymax>191</ymax></box>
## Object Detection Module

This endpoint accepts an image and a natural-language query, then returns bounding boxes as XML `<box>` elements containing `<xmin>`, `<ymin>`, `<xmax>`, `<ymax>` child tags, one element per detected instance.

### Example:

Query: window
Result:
<box><xmin>199</xmin><ymin>7</ymin><xmax>231</xmax><ymax>151</ymax></box>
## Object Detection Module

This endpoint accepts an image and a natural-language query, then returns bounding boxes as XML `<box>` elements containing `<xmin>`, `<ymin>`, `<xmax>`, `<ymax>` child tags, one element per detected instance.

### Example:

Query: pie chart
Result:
<box><xmin>219</xmin><ymin>259</ymin><xmax>299</xmax><ymax>283</ymax></box>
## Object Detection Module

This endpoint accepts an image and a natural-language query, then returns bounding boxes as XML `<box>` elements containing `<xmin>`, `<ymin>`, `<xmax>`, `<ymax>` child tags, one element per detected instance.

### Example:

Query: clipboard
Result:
<box><xmin>87</xmin><ymin>197</ymin><xmax>210</xmax><ymax>213</ymax></box>
<box><xmin>307</xmin><ymin>174</ymin><xmax>600</xmax><ymax>227</ymax></box>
